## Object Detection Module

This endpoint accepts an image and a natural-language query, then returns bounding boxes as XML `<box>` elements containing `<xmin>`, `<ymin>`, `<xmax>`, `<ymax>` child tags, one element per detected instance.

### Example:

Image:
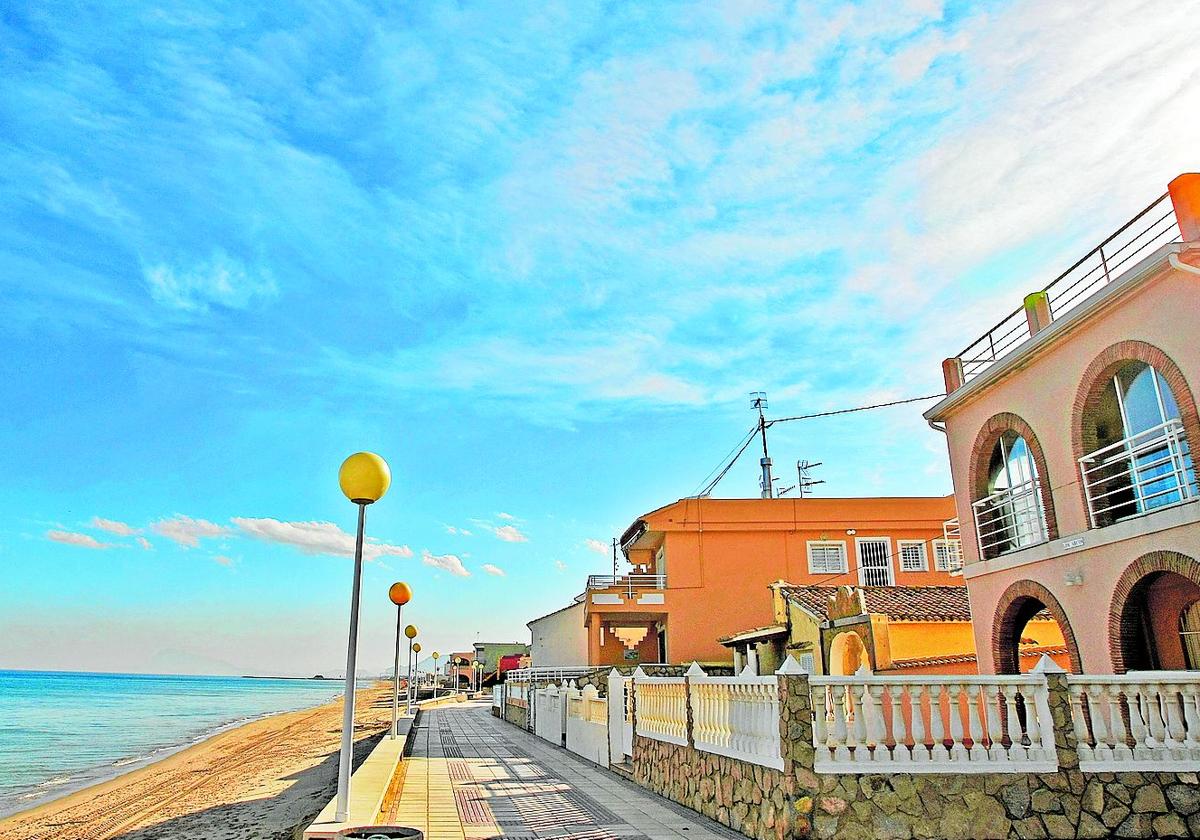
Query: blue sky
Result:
<box><xmin>2</xmin><ymin>0</ymin><xmax>1197</xmax><ymax>675</ymax></box>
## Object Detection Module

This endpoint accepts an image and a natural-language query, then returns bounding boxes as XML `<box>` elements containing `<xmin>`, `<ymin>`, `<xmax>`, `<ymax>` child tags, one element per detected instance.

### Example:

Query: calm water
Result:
<box><xmin>0</xmin><ymin>670</ymin><xmax>343</xmax><ymax>816</ymax></box>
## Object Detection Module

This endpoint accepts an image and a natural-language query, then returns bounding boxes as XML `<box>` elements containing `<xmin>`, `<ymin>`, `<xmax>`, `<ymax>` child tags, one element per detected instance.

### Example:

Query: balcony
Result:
<box><xmin>971</xmin><ymin>479</ymin><xmax>1048</xmax><ymax>559</ymax></box>
<box><xmin>1080</xmin><ymin>418</ymin><xmax>1199</xmax><ymax>528</ymax></box>
<box><xmin>953</xmin><ymin>193</ymin><xmax>1181</xmax><ymax>387</ymax></box>
<box><xmin>586</xmin><ymin>574</ymin><xmax>666</xmax><ymax>595</ymax></box>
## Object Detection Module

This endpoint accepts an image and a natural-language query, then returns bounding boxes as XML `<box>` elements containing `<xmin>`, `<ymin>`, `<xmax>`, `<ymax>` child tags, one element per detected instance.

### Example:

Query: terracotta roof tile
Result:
<box><xmin>780</xmin><ymin>584</ymin><xmax>973</xmax><ymax>622</ymax></box>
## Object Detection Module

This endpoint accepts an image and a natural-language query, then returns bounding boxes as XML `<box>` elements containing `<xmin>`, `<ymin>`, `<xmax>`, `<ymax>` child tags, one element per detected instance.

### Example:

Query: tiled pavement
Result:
<box><xmin>379</xmin><ymin>700</ymin><xmax>744</xmax><ymax>840</ymax></box>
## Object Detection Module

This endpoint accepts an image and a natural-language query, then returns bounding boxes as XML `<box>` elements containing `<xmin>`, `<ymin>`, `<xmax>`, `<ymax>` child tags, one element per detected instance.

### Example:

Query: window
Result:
<box><xmin>898</xmin><ymin>540</ymin><xmax>928</xmax><ymax>572</ymax></box>
<box><xmin>934</xmin><ymin>539</ymin><xmax>964</xmax><ymax>572</ymax></box>
<box><xmin>856</xmin><ymin>537</ymin><xmax>894</xmax><ymax>586</ymax></box>
<box><xmin>1081</xmin><ymin>361</ymin><xmax>1197</xmax><ymax>525</ymax></box>
<box><xmin>807</xmin><ymin>541</ymin><xmax>848</xmax><ymax>574</ymax></box>
<box><xmin>973</xmin><ymin>430</ymin><xmax>1047</xmax><ymax>558</ymax></box>
<box><xmin>1182</xmin><ymin>602</ymin><xmax>1200</xmax><ymax>671</ymax></box>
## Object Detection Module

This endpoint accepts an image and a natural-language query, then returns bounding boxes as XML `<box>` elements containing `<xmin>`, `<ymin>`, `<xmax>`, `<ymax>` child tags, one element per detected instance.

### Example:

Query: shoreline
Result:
<box><xmin>0</xmin><ymin>683</ymin><xmax>393</xmax><ymax>840</ymax></box>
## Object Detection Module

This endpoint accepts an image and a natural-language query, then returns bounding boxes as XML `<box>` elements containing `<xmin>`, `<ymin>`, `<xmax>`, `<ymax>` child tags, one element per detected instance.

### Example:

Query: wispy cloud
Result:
<box><xmin>493</xmin><ymin>524</ymin><xmax>528</xmax><ymax>543</ymax></box>
<box><xmin>444</xmin><ymin>525</ymin><xmax>473</xmax><ymax>536</ymax></box>
<box><xmin>481</xmin><ymin>563</ymin><xmax>505</xmax><ymax>576</ymax></box>
<box><xmin>232</xmin><ymin>518</ymin><xmax>413</xmax><ymax>561</ymax></box>
<box><xmin>151</xmin><ymin>515</ymin><xmax>230</xmax><ymax>549</ymax></box>
<box><xmin>91</xmin><ymin>517</ymin><xmax>139</xmax><ymax>536</ymax></box>
<box><xmin>47</xmin><ymin>529</ymin><xmax>112</xmax><ymax>549</ymax></box>
<box><xmin>554</xmin><ymin>559</ymin><xmax>568</xmax><ymax>572</ymax></box>
<box><xmin>496</xmin><ymin>512</ymin><xmax>516</xmax><ymax>521</ymax></box>
<box><xmin>584</xmin><ymin>538</ymin><xmax>608</xmax><ymax>555</ymax></box>
<box><xmin>213</xmin><ymin>555</ymin><xmax>234</xmax><ymax>567</ymax></box>
<box><xmin>136</xmin><ymin>536</ymin><xmax>153</xmax><ymax>551</ymax></box>
<box><xmin>421</xmin><ymin>550</ymin><xmax>470</xmax><ymax>578</ymax></box>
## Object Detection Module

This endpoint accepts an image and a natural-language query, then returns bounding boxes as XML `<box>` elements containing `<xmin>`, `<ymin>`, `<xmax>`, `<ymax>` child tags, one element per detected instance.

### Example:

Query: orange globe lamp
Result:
<box><xmin>389</xmin><ymin>582</ymin><xmax>412</xmax><ymax>606</ymax></box>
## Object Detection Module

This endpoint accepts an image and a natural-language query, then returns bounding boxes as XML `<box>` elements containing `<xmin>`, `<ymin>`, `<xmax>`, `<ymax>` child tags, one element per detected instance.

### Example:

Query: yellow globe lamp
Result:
<box><xmin>405</xmin><ymin>624</ymin><xmax>418</xmax><ymax>639</ymax></box>
<box><xmin>388</xmin><ymin>581</ymin><xmax>412</xmax><ymax>606</ymax></box>
<box><xmin>413</xmin><ymin>642</ymin><xmax>422</xmax><ymax>654</ymax></box>
<box><xmin>338</xmin><ymin>452</ymin><xmax>391</xmax><ymax>504</ymax></box>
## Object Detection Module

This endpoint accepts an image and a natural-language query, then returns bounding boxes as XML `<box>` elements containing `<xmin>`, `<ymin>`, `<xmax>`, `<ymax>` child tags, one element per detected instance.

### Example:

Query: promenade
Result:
<box><xmin>380</xmin><ymin>699</ymin><xmax>742</xmax><ymax>840</ymax></box>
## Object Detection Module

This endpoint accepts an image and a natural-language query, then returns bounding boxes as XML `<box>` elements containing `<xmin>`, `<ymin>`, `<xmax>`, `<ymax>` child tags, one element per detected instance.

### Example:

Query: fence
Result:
<box><xmin>566</xmin><ymin>684</ymin><xmax>610</xmax><ymax>765</ymax></box>
<box><xmin>1068</xmin><ymin>672</ymin><xmax>1200</xmax><ymax>771</ymax></box>
<box><xmin>534</xmin><ymin>683</ymin><xmax>566</xmax><ymax>745</ymax></box>
<box><xmin>689</xmin><ymin>666</ymin><xmax>783</xmax><ymax>770</ymax></box>
<box><xmin>633</xmin><ymin>675</ymin><xmax>689</xmax><ymax>746</ymax></box>
<box><xmin>809</xmin><ymin>673</ymin><xmax>1057</xmax><ymax>773</ymax></box>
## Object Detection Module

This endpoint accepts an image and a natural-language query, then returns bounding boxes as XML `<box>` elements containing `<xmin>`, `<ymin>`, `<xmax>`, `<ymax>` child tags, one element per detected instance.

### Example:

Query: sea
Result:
<box><xmin>0</xmin><ymin>670</ymin><xmax>344</xmax><ymax>817</ymax></box>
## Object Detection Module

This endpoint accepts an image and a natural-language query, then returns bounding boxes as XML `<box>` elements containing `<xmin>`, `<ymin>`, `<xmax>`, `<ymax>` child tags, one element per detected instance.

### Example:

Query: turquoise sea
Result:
<box><xmin>0</xmin><ymin>670</ymin><xmax>343</xmax><ymax>817</ymax></box>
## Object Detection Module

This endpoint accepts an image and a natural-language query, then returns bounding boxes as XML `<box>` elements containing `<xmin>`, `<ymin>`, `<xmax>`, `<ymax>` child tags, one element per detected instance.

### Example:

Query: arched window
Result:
<box><xmin>1080</xmin><ymin>361</ymin><xmax>1198</xmax><ymax>526</ymax></box>
<box><xmin>973</xmin><ymin>431</ymin><xmax>1048</xmax><ymax>558</ymax></box>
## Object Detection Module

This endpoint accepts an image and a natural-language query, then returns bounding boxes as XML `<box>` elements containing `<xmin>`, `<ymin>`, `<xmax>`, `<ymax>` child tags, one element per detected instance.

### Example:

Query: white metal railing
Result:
<box><xmin>809</xmin><ymin>674</ymin><xmax>1058</xmax><ymax>773</ymax></box>
<box><xmin>1068</xmin><ymin>673</ymin><xmax>1200</xmax><ymax>771</ymax></box>
<box><xmin>956</xmin><ymin>193</ymin><xmax>1179</xmax><ymax>384</ymax></box>
<box><xmin>506</xmin><ymin>666</ymin><xmax>594</xmax><ymax>683</ymax></box>
<box><xmin>690</xmin><ymin>668</ymin><xmax>783</xmax><ymax>770</ymax></box>
<box><xmin>1079</xmin><ymin>418</ymin><xmax>1198</xmax><ymax>528</ymax></box>
<box><xmin>938</xmin><ymin>520</ymin><xmax>965</xmax><ymax>572</ymax></box>
<box><xmin>634</xmin><ymin>675</ymin><xmax>688</xmax><ymax>746</ymax></box>
<box><xmin>971</xmin><ymin>478</ymin><xmax>1048</xmax><ymax>558</ymax></box>
<box><xmin>586</xmin><ymin>574</ymin><xmax>667</xmax><ymax>595</ymax></box>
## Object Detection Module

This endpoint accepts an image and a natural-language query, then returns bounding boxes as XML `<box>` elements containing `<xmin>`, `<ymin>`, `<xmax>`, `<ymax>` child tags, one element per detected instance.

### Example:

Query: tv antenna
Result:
<box><xmin>750</xmin><ymin>392</ymin><xmax>773</xmax><ymax>498</ymax></box>
<box><xmin>797</xmin><ymin>460</ymin><xmax>825</xmax><ymax>497</ymax></box>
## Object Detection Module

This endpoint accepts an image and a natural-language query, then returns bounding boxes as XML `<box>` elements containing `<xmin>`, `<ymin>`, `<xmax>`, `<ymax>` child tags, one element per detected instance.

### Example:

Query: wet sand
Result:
<box><xmin>0</xmin><ymin>683</ymin><xmax>396</xmax><ymax>840</ymax></box>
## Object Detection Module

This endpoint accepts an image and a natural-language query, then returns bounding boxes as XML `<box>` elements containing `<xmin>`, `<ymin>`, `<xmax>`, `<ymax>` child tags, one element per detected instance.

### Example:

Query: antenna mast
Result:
<box><xmin>797</xmin><ymin>460</ymin><xmax>825</xmax><ymax>497</ymax></box>
<box><xmin>751</xmin><ymin>392</ymin><xmax>773</xmax><ymax>498</ymax></box>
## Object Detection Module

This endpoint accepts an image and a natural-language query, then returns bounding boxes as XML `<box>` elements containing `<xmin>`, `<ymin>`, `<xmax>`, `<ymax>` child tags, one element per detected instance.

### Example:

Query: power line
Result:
<box><xmin>698</xmin><ymin>392</ymin><xmax>944</xmax><ymax>496</ymax></box>
<box><xmin>692</xmin><ymin>423</ymin><xmax>759</xmax><ymax>496</ymax></box>
<box><xmin>766</xmin><ymin>393</ymin><xmax>944</xmax><ymax>427</ymax></box>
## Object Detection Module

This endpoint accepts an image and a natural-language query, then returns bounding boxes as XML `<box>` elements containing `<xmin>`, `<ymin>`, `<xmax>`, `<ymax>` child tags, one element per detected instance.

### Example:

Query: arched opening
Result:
<box><xmin>975</xmin><ymin>430</ymin><xmax>1048</xmax><ymax>558</ymax></box>
<box><xmin>1115</xmin><ymin>571</ymin><xmax>1200</xmax><ymax>671</ymax></box>
<box><xmin>828</xmin><ymin>631</ymin><xmax>870</xmax><ymax>676</ymax></box>
<box><xmin>1075</xmin><ymin>343</ymin><xmax>1200</xmax><ymax>530</ymax></box>
<box><xmin>992</xmin><ymin>581</ymin><xmax>1081</xmax><ymax>674</ymax></box>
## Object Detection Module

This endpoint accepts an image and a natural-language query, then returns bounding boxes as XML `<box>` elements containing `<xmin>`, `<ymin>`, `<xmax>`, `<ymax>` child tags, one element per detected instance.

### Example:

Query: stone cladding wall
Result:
<box><xmin>503</xmin><ymin>700</ymin><xmax>528</xmax><ymax>730</ymax></box>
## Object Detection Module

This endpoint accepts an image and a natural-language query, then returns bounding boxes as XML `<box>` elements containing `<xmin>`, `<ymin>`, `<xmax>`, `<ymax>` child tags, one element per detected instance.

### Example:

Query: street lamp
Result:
<box><xmin>413</xmin><ymin>642</ymin><xmax>422</xmax><ymax>692</ymax></box>
<box><xmin>388</xmin><ymin>582</ymin><xmax>412</xmax><ymax>740</ymax></box>
<box><xmin>334</xmin><ymin>451</ymin><xmax>391</xmax><ymax>824</ymax></box>
<box><xmin>432</xmin><ymin>652</ymin><xmax>440</xmax><ymax>699</ymax></box>
<box><xmin>404</xmin><ymin>624</ymin><xmax>418</xmax><ymax>712</ymax></box>
<box><xmin>471</xmin><ymin>659</ymin><xmax>480</xmax><ymax>693</ymax></box>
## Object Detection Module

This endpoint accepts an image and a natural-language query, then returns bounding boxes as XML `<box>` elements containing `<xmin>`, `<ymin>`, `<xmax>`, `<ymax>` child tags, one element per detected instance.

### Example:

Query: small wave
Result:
<box><xmin>111</xmin><ymin>756</ymin><xmax>142</xmax><ymax>767</ymax></box>
<box><xmin>35</xmin><ymin>776</ymin><xmax>72</xmax><ymax>788</ymax></box>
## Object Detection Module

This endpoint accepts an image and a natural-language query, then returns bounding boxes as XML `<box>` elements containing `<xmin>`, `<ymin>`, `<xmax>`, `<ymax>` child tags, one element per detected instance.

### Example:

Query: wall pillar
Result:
<box><xmin>776</xmin><ymin>656</ymin><xmax>815</xmax><ymax>838</ymax></box>
<box><xmin>1023</xmin><ymin>290</ymin><xmax>1052</xmax><ymax>336</ymax></box>
<box><xmin>942</xmin><ymin>356</ymin><xmax>964</xmax><ymax>393</ymax></box>
<box><xmin>1169</xmin><ymin>172</ymin><xmax>1200</xmax><ymax>241</ymax></box>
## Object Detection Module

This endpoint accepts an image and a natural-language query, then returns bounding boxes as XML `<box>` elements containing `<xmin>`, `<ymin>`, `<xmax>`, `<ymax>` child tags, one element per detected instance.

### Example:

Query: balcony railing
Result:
<box><xmin>956</xmin><ymin>193</ymin><xmax>1180</xmax><ymax>385</ymax></box>
<box><xmin>586</xmin><ymin>574</ymin><xmax>666</xmax><ymax>596</ymax></box>
<box><xmin>971</xmin><ymin>479</ymin><xmax>1048</xmax><ymax>559</ymax></box>
<box><xmin>1079</xmin><ymin>418</ymin><xmax>1198</xmax><ymax>528</ymax></box>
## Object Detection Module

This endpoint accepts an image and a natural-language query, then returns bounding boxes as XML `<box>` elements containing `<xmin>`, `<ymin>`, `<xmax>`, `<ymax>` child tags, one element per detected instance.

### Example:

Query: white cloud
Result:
<box><xmin>47</xmin><ymin>530</ymin><xmax>111</xmax><ymax>549</ymax></box>
<box><xmin>231</xmin><ymin>518</ymin><xmax>413</xmax><ymax>561</ymax></box>
<box><xmin>151</xmin><ymin>515</ymin><xmax>230</xmax><ymax>548</ymax></box>
<box><xmin>584</xmin><ymin>538</ymin><xmax>608</xmax><ymax>555</ymax></box>
<box><xmin>136</xmin><ymin>536</ymin><xmax>153</xmax><ymax>550</ymax></box>
<box><xmin>145</xmin><ymin>250</ymin><xmax>276</xmax><ymax>313</ymax></box>
<box><xmin>421</xmin><ymin>549</ymin><xmax>470</xmax><ymax>578</ymax></box>
<box><xmin>496</xmin><ymin>512</ymin><xmax>516</xmax><ymax>521</ymax></box>
<box><xmin>493</xmin><ymin>524</ymin><xmax>528</xmax><ymax>543</ymax></box>
<box><xmin>554</xmin><ymin>559</ymin><xmax>568</xmax><ymax>572</ymax></box>
<box><xmin>444</xmin><ymin>525</ymin><xmax>473</xmax><ymax>536</ymax></box>
<box><xmin>213</xmin><ymin>555</ymin><xmax>234</xmax><ymax>566</ymax></box>
<box><xmin>481</xmin><ymin>563</ymin><xmax>505</xmax><ymax>576</ymax></box>
<box><xmin>91</xmin><ymin>517</ymin><xmax>139</xmax><ymax>536</ymax></box>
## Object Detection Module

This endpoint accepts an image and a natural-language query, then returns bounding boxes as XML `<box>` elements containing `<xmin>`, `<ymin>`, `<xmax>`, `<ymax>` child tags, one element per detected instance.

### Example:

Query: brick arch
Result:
<box><xmin>991</xmin><ymin>579</ymin><xmax>1082</xmax><ymax>674</ymax></box>
<box><xmin>967</xmin><ymin>412</ymin><xmax>1059</xmax><ymax>554</ymax></box>
<box><xmin>1108</xmin><ymin>550</ymin><xmax>1200</xmax><ymax>673</ymax></box>
<box><xmin>1071</xmin><ymin>340</ymin><xmax>1200</xmax><ymax>523</ymax></box>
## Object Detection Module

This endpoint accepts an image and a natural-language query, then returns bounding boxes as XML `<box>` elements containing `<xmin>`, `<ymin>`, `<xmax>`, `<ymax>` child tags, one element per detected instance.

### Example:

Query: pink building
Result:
<box><xmin>926</xmin><ymin>173</ymin><xmax>1200</xmax><ymax>675</ymax></box>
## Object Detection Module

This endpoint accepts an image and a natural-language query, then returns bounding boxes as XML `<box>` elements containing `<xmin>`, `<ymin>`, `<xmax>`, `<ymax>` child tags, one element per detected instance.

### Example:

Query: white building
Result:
<box><xmin>527</xmin><ymin>600</ymin><xmax>587</xmax><ymax>667</ymax></box>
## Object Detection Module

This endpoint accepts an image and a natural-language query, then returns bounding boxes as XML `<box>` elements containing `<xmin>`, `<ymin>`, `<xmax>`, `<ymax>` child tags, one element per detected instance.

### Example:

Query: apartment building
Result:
<box><xmin>925</xmin><ymin>172</ymin><xmax>1200</xmax><ymax>674</ymax></box>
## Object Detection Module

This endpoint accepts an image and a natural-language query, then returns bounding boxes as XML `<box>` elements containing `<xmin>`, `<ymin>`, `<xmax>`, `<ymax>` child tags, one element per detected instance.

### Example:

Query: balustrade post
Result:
<box><xmin>684</xmin><ymin>661</ymin><xmax>705</xmax><ymax>749</ymax></box>
<box><xmin>1031</xmin><ymin>654</ymin><xmax>1074</xmax><ymax>771</ymax></box>
<box><xmin>775</xmin><ymin>656</ymin><xmax>815</xmax><ymax>774</ymax></box>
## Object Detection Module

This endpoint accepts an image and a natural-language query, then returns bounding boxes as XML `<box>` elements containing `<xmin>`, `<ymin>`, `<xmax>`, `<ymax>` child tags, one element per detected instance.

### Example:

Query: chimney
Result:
<box><xmin>1169</xmin><ymin>173</ymin><xmax>1200</xmax><ymax>241</ymax></box>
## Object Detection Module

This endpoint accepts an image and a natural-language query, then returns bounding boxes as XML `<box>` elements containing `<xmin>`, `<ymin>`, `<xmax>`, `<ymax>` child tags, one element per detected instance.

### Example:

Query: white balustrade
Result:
<box><xmin>633</xmin><ymin>673</ymin><xmax>688</xmax><ymax>746</ymax></box>
<box><xmin>1068</xmin><ymin>673</ymin><xmax>1200</xmax><ymax>771</ymax></box>
<box><xmin>809</xmin><ymin>675</ymin><xmax>1058</xmax><ymax>773</ymax></box>
<box><xmin>689</xmin><ymin>666</ymin><xmax>783</xmax><ymax>770</ymax></box>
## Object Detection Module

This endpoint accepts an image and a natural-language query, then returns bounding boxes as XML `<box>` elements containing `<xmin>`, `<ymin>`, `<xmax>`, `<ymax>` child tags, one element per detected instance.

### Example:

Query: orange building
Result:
<box><xmin>583</xmin><ymin>495</ymin><xmax>962</xmax><ymax>667</ymax></box>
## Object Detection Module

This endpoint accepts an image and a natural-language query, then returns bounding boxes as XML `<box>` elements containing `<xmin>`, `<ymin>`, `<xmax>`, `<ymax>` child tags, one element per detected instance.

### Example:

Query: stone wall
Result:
<box><xmin>503</xmin><ymin>700</ymin><xmax>528</xmax><ymax>730</ymax></box>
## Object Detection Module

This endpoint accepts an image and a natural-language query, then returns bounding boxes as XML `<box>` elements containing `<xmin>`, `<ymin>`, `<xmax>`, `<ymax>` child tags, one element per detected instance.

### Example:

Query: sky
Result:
<box><xmin>1</xmin><ymin>0</ymin><xmax>1197</xmax><ymax>676</ymax></box>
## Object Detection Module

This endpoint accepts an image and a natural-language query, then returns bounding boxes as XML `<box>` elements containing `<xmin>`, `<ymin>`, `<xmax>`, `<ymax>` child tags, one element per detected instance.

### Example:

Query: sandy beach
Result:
<box><xmin>0</xmin><ymin>683</ymin><xmax>396</xmax><ymax>840</ymax></box>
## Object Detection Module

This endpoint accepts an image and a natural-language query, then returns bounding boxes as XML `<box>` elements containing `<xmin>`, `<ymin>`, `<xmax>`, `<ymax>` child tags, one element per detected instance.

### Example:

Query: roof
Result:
<box><xmin>717</xmin><ymin>624</ymin><xmax>788</xmax><ymax>646</ymax></box>
<box><xmin>780</xmin><ymin>585</ymin><xmax>973</xmax><ymax>623</ymax></box>
<box><xmin>525</xmin><ymin>600</ymin><xmax>584</xmax><ymax>628</ymax></box>
<box><xmin>889</xmin><ymin>645</ymin><xmax>1069</xmax><ymax>671</ymax></box>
